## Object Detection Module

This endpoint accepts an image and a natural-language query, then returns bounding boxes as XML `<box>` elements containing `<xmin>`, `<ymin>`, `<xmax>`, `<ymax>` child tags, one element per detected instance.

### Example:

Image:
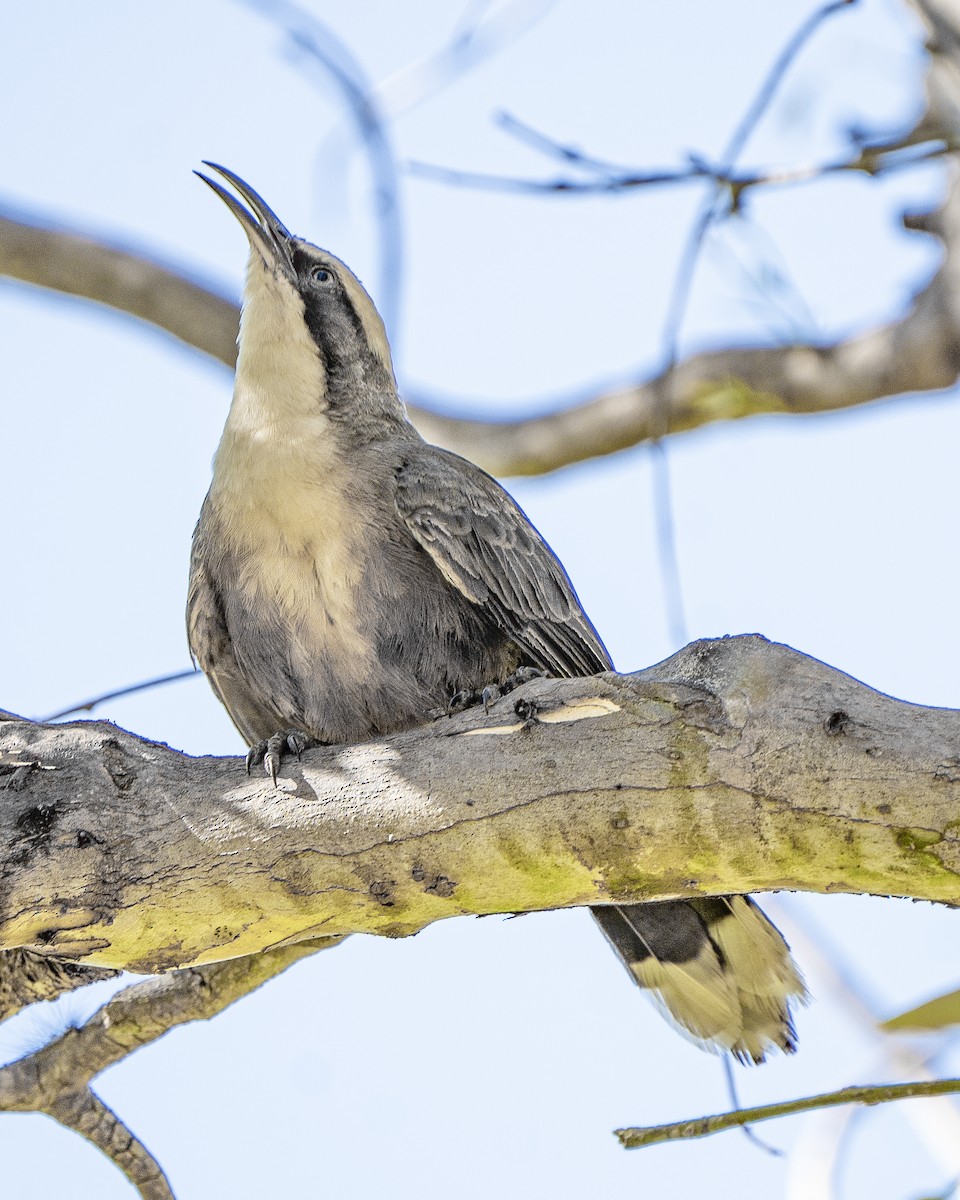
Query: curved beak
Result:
<box><xmin>196</xmin><ymin>162</ymin><xmax>295</xmax><ymax>280</ymax></box>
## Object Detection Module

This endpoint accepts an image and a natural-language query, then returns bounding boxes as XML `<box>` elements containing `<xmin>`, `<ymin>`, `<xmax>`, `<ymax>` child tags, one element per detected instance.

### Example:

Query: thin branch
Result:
<box><xmin>408</xmin><ymin>155</ymin><xmax>715</xmax><ymax>193</ymax></box>
<box><xmin>647</xmin><ymin>0</ymin><xmax>860</xmax><ymax>648</ymax></box>
<box><xmin>408</xmin><ymin>135</ymin><xmax>946</xmax><ymax>197</ymax></box>
<box><xmin>0</xmin><ymin>939</ymin><xmax>344</xmax><ymax>1198</ymax></box>
<box><xmin>723</xmin><ymin>0</ymin><xmax>858</xmax><ymax>164</ymax></box>
<box><xmin>46</xmin><ymin>1089</ymin><xmax>173</xmax><ymax>1200</ymax></box>
<box><xmin>38</xmin><ymin>668</ymin><xmax>200</xmax><ymax>723</ymax></box>
<box><xmin>768</xmin><ymin>902</ymin><xmax>960</xmax><ymax>1176</ymax></box>
<box><xmin>416</xmin><ymin>0</ymin><xmax>856</xmax><ymax>209</ymax></box>
<box><xmin>614</xmin><ymin>1079</ymin><xmax>960</xmax><ymax>1149</ymax></box>
<box><xmin>374</xmin><ymin>0</ymin><xmax>557</xmax><ymax>122</ymax></box>
<box><xmin>493</xmin><ymin>110</ymin><xmax>635</xmax><ymax>176</ymax></box>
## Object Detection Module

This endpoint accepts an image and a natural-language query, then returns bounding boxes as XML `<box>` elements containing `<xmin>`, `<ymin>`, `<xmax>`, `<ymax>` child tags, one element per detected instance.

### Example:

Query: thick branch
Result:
<box><xmin>0</xmin><ymin>636</ymin><xmax>957</xmax><ymax>974</ymax></box>
<box><xmin>2</xmin><ymin>200</ymin><xmax>958</xmax><ymax>476</ymax></box>
<box><xmin>0</xmin><ymin>213</ymin><xmax>241</xmax><ymax>367</ymax></box>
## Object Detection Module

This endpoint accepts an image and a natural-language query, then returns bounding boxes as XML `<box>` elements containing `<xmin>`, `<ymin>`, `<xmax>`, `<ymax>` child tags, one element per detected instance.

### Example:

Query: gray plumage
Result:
<box><xmin>188</xmin><ymin>163</ymin><xmax>806</xmax><ymax>1063</ymax></box>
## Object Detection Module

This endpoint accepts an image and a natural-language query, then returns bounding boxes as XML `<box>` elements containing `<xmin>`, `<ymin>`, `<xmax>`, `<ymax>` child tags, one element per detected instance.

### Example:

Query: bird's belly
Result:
<box><xmin>240</xmin><ymin>538</ymin><xmax>371</xmax><ymax>661</ymax></box>
<box><xmin>226</xmin><ymin>536</ymin><xmax>381</xmax><ymax>742</ymax></box>
<box><xmin>225</xmin><ymin>542</ymin><xmax>519</xmax><ymax>745</ymax></box>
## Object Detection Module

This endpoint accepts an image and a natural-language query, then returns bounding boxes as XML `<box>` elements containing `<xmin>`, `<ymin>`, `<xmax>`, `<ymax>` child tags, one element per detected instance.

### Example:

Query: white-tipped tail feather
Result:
<box><xmin>591</xmin><ymin>897</ymin><xmax>806</xmax><ymax>1063</ymax></box>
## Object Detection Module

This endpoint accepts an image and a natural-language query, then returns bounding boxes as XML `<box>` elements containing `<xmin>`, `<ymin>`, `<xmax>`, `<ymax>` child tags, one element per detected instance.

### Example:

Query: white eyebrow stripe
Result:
<box><xmin>338</xmin><ymin>264</ymin><xmax>393</xmax><ymax>371</ymax></box>
<box><xmin>302</xmin><ymin>245</ymin><xmax>394</xmax><ymax>373</ymax></box>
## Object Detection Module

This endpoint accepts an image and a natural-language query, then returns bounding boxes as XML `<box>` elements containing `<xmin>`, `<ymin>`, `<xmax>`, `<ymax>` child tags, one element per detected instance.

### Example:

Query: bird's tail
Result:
<box><xmin>590</xmin><ymin>896</ymin><xmax>806</xmax><ymax>1063</ymax></box>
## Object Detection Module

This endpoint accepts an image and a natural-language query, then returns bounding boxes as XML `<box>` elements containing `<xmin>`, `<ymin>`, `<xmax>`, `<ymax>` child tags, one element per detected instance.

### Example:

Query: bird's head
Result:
<box><xmin>197</xmin><ymin>162</ymin><xmax>399</xmax><ymax>431</ymax></box>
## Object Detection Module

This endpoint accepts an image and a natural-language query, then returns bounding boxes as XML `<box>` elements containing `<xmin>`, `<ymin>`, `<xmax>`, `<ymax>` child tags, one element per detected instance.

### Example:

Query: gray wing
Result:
<box><xmin>395</xmin><ymin>444</ymin><xmax>612</xmax><ymax>678</ymax></box>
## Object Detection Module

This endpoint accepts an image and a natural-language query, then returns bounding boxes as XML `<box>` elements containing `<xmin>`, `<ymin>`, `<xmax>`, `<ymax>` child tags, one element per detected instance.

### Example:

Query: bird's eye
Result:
<box><xmin>311</xmin><ymin>266</ymin><xmax>333</xmax><ymax>284</ymax></box>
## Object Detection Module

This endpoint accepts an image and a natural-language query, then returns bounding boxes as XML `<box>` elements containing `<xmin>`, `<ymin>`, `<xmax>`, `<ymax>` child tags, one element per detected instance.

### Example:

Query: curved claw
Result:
<box><xmin>245</xmin><ymin>742</ymin><xmax>265</xmax><ymax>775</ymax></box>
<box><xmin>245</xmin><ymin>730</ymin><xmax>315</xmax><ymax>786</ymax></box>
<box><xmin>264</xmin><ymin>742</ymin><xmax>282</xmax><ymax>788</ymax></box>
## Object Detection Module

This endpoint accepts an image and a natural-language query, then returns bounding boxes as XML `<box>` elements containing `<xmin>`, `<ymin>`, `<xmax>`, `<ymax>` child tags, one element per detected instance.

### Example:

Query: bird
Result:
<box><xmin>188</xmin><ymin>162</ymin><xmax>806</xmax><ymax>1064</ymax></box>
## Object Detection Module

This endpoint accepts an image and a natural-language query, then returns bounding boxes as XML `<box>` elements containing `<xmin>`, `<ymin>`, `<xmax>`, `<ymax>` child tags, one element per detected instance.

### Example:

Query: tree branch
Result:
<box><xmin>45</xmin><ymin>1089</ymin><xmax>173</xmax><ymax>1200</ymax></box>
<box><xmin>0</xmin><ymin>636</ymin><xmax>957</xmax><ymax>975</ymax></box>
<box><xmin>0</xmin><ymin>938</ymin><xmax>343</xmax><ymax>1199</ymax></box>
<box><xmin>4</xmin><ymin>3</ymin><xmax>960</xmax><ymax>478</ymax></box>
<box><xmin>0</xmin><ymin>948</ymin><xmax>117</xmax><ymax>1022</ymax></box>
<box><xmin>2</xmin><ymin>179</ymin><xmax>958</xmax><ymax>477</ymax></box>
<box><xmin>615</xmin><ymin>1078</ymin><xmax>960</xmax><ymax>1149</ymax></box>
<box><xmin>0</xmin><ymin>212</ymin><xmax>241</xmax><ymax>367</ymax></box>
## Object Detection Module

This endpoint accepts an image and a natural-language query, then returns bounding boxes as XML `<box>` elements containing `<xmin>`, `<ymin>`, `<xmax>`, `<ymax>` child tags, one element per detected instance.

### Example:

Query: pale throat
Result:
<box><xmin>211</xmin><ymin>254</ymin><xmax>340</xmax><ymax>533</ymax></box>
<box><xmin>227</xmin><ymin>255</ymin><xmax>327</xmax><ymax>435</ymax></box>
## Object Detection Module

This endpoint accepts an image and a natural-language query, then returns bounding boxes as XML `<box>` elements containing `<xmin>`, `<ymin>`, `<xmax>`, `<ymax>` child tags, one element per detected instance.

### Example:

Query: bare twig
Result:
<box><xmin>493</xmin><ymin>110</ymin><xmax>634</xmax><ymax>176</ymax></box>
<box><xmin>38</xmin><ymin>668</ymin><xmax>200</xmax><ymax>723</ymax></box>
<box><xmin>721</xmin><ymin>0</ymin><xmax>858</xmax><ymax>163</ymax></box>
<box><xmin>615</xmin><ymin>1079</ymin><xmax>960</xmax><ymax>1149</ymax></box>
<box><xmin>767</xmin><ymin>899</ymin><xmax>960</xmax><ymax>1192</ymax></box>
<box><xmin>413</xmin><ymin>0</ymin><xmax>860</xmax><ymax>207</ymax></box>
<box><xmin>408</xmin><ymin>156</ymin><xmax>707</xmax><ymax>192</ymax></box>
<box><xmin>647</xmin><ymin>0</ymin><xmax>858</xmax><ymax>649</ymax></box>
<box><xmin>409</xmin><ymin>134</ymin><xmax>946</xmax><ymax>196</ymax></box>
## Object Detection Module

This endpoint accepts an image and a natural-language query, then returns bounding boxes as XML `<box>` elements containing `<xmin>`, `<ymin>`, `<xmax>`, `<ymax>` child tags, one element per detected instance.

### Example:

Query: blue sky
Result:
<box><xmin>2</xmin><ymin>1</ymin><xmax>960</xmax><ymax>1197</ymax></box>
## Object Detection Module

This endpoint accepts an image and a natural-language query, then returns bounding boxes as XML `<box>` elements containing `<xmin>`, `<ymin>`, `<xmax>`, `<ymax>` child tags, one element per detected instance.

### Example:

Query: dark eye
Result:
<box><xmin>311</xmin><ymin>266</ymin><xmax>333</xmax><ymax>284</ymax></box>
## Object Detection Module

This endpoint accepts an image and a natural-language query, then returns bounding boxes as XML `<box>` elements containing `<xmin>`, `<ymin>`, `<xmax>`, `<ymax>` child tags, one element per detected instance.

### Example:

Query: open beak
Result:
<box><xmin>195</xmin><ymin>162</ymin><xmax>296</xmax><ymax>280</ymax></box>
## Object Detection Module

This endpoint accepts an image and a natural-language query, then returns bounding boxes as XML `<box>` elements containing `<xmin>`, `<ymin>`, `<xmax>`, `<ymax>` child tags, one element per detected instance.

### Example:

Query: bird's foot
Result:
<box><xmin>442</xmin><ymin>666</ymin><xmax>549</xmax><ymax>717</ymax></box>
<box><xmin>246</xmin><ymin>730</ymin><xmax>314</xmax><ymax>787</ymax></box>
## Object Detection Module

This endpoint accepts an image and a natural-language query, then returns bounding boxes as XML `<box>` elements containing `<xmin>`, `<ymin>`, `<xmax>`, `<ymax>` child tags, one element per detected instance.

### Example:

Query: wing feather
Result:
<box><xmin>395</xmin><ymin>445</ymin><xmax>612</xmax><ymax>678</ymax></box>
